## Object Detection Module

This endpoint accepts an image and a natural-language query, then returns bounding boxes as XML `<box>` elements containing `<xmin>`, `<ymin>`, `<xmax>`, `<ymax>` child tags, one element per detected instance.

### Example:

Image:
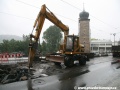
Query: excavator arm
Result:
<box><xmin>28</xmin><ymin>4</ymin><xmax>69</xmax><ymax>68</ymax></box>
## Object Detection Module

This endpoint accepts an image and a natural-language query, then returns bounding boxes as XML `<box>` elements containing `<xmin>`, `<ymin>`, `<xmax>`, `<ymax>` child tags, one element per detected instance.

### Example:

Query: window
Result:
<box><xmin>106</xmin><ymin>44</ymin><xmax>112</xmax><ymax>46</ymax></box>
<box><xmin>66</xmin><ymin>37</ymin><xmax>73</xmax><ymax>51</ymax></box>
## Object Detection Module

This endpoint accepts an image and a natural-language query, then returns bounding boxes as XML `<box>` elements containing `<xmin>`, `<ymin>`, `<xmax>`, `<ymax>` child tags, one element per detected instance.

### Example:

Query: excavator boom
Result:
<box><xmin>28</xmin><ymin>4</ymin><xmax>69</xmax><ymax>68</ymax></box>
<box><xmin>28</xmin><ymin>4</ymin><xmax>88</xmax><ymax>68</ymax></box>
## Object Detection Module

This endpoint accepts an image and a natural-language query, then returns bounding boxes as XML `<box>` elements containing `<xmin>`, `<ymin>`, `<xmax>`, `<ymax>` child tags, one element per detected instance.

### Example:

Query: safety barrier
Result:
<box><xmin>0</xmin><ymin>53</ymin><xmax>8</xmax><ymax>63</ymax></box>
<box><xmin>0</xmin><ymin>53</ymin><xmax>26</xmax><ymax>64</ymax></box>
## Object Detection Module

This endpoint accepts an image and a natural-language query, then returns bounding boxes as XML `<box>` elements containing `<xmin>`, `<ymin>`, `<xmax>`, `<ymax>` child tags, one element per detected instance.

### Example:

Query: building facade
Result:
<box><xmin>91</xmin><ymin>40</ymin><xmax>112</xmax><ymax>54</ymax></box>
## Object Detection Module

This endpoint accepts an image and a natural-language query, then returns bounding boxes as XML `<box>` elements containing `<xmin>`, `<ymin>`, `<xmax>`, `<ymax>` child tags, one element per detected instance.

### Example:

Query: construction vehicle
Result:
<box><xmin>112</xmin><ymin>45</ymin><xmax>120</xmax><ymax>57</ymax></box>
<box><xmin>28</xmin><ymin>4</ymin><xmax>89</xmax><ymax>68</ymax></box>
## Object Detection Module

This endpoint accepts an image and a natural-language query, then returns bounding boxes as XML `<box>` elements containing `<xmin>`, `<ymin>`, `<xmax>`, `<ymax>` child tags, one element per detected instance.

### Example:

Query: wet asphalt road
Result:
<box><xmin>0</xmin><ymin>56</ymin><xmax>120</xmax><ymax>90</ymax></box>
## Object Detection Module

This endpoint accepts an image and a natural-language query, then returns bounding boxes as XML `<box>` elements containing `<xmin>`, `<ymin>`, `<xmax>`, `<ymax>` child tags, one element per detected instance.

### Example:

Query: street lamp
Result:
<box><xmin>113</xmin><ymin>33</ymin><xmax>116</xmax><ymax>46</ymax></box>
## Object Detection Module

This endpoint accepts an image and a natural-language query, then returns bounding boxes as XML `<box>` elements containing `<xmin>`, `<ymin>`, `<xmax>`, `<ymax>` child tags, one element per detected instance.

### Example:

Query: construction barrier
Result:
<box><xmin>0</xmin><ymin>53</ymin><xmax>8</xmax><ymax>63</ymax></box>
<box><xmin>0</xmin><ymin>53</ymin><xmax>24</xmax><ymax>64</ymax></box>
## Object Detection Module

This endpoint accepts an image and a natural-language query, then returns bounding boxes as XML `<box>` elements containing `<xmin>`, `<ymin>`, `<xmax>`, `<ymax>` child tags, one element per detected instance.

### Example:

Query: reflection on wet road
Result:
<box><xmin>0</xmin><ymin>56</ymin><xmax>120</xmax><ymax>90</ymax></box>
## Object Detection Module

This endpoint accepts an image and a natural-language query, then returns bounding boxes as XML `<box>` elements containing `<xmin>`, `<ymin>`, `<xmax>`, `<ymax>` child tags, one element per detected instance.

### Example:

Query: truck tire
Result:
<box><xmin>79</xmin><ymin>56</ymin><xmax>86</xmax><ymax>65</ymax></box>
<box><xmin>54</xmin><ymin>62</ymin><xmax>61</xmax><ymax>66</ymax></box>
<box><xmin>64</xmin><ymin>55</ymin><xmax>74</xmax><ymax>67</ymax></box>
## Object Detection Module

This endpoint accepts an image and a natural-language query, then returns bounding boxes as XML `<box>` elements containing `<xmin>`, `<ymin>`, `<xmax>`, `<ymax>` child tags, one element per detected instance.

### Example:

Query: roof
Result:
<box><xmin>79</xmin><ymin>10</ymin><xmax>89</xmax><ymax>20</ymax></box>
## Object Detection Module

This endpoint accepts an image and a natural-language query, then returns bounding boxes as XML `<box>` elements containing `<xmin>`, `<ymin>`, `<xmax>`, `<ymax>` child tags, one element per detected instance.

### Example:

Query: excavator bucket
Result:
<box><xmin>46</xmin><ymin>55</ymin><xmax>64</xmax><ymax>63</ymax></box>
<box><xmin>28</xmin><ymin>48</ymin><xmax>33</xmax><ymax>68</ymax></box>
<box><xmin>28</xmin><ymin>43</ymin><xmax>36</xmax><ymax>68</ymax></box>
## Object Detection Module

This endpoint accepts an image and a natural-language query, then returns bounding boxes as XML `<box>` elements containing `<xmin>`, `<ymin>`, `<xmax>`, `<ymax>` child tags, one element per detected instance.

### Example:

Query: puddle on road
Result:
<box><xmin>59</xmin><ymin>69</ymin><xmax>90</xmax><ymax>81</ymax></box>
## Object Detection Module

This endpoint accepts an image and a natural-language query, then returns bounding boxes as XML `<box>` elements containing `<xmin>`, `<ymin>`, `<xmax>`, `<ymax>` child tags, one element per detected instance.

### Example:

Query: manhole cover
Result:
<box><xmin>32</xmin><ymin>79</ymin><xmax>46</xmax><ymax>85</ymax></box>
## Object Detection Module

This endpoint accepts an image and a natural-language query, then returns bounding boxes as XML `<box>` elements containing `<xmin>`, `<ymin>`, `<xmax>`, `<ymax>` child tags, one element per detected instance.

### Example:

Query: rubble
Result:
<box><xmin>0</xmin><ymin>59</ymin><xmax>73</xmax><ymax>84</ymax></box>
<box><xmin>0</xmin><ymin>64</ymin><xmax>30</xmax><ymax>84</ymax></box>
<box><xmin>0</xmin><ymin>61</ymin><xmax>63</xmax><ymax>84</ymax></box>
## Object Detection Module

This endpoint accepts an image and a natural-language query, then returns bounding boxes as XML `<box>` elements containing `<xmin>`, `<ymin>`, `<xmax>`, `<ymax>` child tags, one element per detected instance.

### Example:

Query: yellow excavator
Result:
<box><xmin>28</xmin><ymin>4</ymin><xmax>88</xmax><ymax>68</ymax></box>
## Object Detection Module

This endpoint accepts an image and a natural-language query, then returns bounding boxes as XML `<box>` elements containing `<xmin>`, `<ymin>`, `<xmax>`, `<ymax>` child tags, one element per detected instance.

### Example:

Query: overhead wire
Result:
<box><xmin>1</xmin><ymin>0</ymin><xmax>117</xmax><ymax>36</ymax></box>
<box><xmin>0</xmin><ymin>11</ymin><xmax>34</xmax><ymax>20</ymax></box>
<box><xmin>16</xmin><ymin>0</ymin><xmax>77</xmax><ymax>23</ymax></box>
<box><xmin>61</xmin><ymin>0</ymin><xmax>82</xmax><ymax>11</ymax></box>
<box><xmin>60</xmin><ymin>0</ymin><xmax>118</xmax><ymax>30</ymax></box>
<box><xmin>60</xmin><ymin>0</ymin><xmax>120</xmax><ymax>38</ymax></box>
<box><xmin>15</xmin><ymin>0</ymin><xmax>79</xmax><ymax>32</ymax></box>
<box><xmin>16</xmin><ymin>0</ymin><xmax>40</xmax><ymax>9</ymax></box>
<box><xmin>15</xmin><ymin>0</ymin><xmax>104</xmax><ymax>32</ymax></box>
<box><xmin>15</xmin><ymin>0</ymin><xmax>119</xmax><ymax>34</ymax></box>
<box><xmin>0</xmin><ymin>11</ymin><xmax>54</xmax><ymax>26</ymax></box>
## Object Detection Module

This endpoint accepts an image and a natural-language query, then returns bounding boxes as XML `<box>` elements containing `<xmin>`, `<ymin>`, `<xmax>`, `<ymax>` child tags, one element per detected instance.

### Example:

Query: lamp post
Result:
<box><xmin>113</xmin><ymin>33</ymin><xmax>116</xmax><ymax>46</ymax></box>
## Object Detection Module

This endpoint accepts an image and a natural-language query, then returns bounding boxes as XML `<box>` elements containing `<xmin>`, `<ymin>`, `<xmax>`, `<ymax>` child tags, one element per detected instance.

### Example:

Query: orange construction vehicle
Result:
<box><xmin>28</xmin><ymin>4</ymin><xmax>89</xmax><ymax>68</ymax></box>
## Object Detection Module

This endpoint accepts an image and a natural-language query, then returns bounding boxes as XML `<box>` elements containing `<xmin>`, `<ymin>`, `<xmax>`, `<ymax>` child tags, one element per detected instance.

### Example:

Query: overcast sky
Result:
<box><xmin>0</xmin><ymin>0</ymin><xmax>120</xmax><ymax>42</ymax></box>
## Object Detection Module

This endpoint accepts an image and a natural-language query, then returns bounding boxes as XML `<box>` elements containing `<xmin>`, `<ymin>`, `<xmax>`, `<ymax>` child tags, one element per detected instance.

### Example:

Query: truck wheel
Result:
<box><xmin>34</xmin><ymin>56</ymin><xmax>41</xmax><ymax>61</ymax></box>
<box><xmin>54</xmin><ymin>62</ymin><xmax>61</xmax><ymax>66</ymax></box>
<box><xmin>79</xmin><ymin>56</ymin><xmax>86</xmax><ymax>65</ymax></box>
<box><xmin>64</xmin><ymin>56</ymin><xmax>74</xmax><ymax>67</ymax></box>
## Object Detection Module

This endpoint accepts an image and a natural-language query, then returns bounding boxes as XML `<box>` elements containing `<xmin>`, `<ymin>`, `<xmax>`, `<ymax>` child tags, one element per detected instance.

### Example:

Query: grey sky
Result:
<box><xmin>0</xmin><ymin>0</ymin><xmax>120</xmax><ymax>42</ymax></box>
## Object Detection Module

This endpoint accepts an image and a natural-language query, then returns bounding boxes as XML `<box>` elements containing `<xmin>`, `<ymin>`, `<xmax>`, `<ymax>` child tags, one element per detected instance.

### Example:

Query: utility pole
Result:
<box><xmin>113</xmin><ymin>33</ymin><xmax>116</xmax><ymax>46</ymax></box>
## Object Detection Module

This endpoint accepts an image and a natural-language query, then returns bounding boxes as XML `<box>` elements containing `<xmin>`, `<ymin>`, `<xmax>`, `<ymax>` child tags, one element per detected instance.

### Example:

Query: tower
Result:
<box><xmin>78</xmin><ymin>9</ymin><xmax>90</xmax><ymax>53</ymax></box>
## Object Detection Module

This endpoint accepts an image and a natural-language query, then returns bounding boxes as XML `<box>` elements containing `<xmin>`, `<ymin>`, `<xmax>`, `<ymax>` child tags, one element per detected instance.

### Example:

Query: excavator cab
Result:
<box><xmin>65</xmin><ymin>35</ymin><xmax>79</xmax><ymax>52</ymax></box>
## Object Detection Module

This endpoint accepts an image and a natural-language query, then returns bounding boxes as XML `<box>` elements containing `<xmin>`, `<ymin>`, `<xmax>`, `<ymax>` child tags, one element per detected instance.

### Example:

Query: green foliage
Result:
<box><xmin>41</xmin><ymin>41</ymin><xmax>47</xmax><ymax>55</ymax></box>
<box><xmin>118</xmin><ymin>40</ymin><xmax>120</xmax><ymax>45</ymax></box>
<box><xmin>0</xmin><ymin>35</ymin><xmax>30</xmax><ymax>56</ymax></box>
<box><xmin>42</xmin><ymin>25</ymin><xmax>63</xmax><ymax>54</ymax></box>
<box><xmin>0</xmin><ymin>25</ymin><xmax>63</xmax><ymax>56</ymax></box>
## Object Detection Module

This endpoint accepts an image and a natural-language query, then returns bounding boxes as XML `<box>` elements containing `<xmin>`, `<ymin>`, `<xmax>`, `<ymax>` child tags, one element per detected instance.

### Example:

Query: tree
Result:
<box><xmin>43</xmin><ymin>25</ymin><xmax>63</xmax><ymax>53</ymax></box>
<box><xmin>21</xmin><ymin>35</ymin><xmax>30</xmax><ymax>56</ymax></box>
<box><xmin>118</xmin><ymin>40</ymin><xmax>120</xmax><ymax>45</ymax></box>
<box><xmin>0</xmin><ymin>35</ymin><xmax>30</xmax><ymax>56</ymax></box>
<box><xmin>0</xmin><ymin>40</ymin><xmax>9</xmax><ymax>52</ymax></box>
<box><xmin>41</xmin><ymin>41</ymin><xmax>47</xmax><ymax>55</ymax></box>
